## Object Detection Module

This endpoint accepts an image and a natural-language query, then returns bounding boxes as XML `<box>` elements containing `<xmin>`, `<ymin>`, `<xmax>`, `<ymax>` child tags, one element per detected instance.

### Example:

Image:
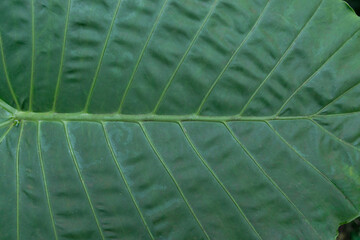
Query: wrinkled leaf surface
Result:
<box><xmin>0</xmin><ymin>0</ymin><xmax>360</xmax><ymax>239</ymax></box>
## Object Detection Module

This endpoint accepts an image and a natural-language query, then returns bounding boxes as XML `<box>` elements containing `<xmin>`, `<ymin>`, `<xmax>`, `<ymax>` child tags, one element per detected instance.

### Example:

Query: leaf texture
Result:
<box><xmin>0</xmin><ymin>0</ymin><xmax>359</xmax><ymax>239</ymax></box>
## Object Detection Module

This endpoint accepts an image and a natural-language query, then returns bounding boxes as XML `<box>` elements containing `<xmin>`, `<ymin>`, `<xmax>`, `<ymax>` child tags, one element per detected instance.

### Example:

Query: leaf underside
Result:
<box><xmin>0</xmin><ymin>0</ymin><xmax>360</xmax><ymax>239</ymax></box>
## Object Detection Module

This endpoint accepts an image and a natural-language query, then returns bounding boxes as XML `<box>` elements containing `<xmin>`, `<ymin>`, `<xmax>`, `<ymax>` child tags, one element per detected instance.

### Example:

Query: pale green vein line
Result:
<box><xmin>0</xmin><ymin>34</ymin><xmax>20</xmax><ymax>110</ymax></box>
<box><xmin>312</xmin><ymin>111</ymin><xmax>360</xmax><ymax>118</ymax></box>
<box><xmin>29</xmin><ymin>0</ymin><xmax>35</xmax><ymax>111</ymax></box>
<box><xmin>223</xmin><ymin>122</ymin><xmax>323</xmax><ymax>240</ymax></box>
<box><xmin>238</xmin><ymin>0</ymin><xmax>323</xmax><ymax>116</ymax></box>
<box><xmin>139</xmin><ymin>122</ymin><xmax>211</xmax><ymax>240</ymax></box>
<box><xmin>314</xmin><ymin>80</ymin><xmax>360</xmax><ymax>116</ymax></box>
<box><xmin>101</xmin><ymin>122</ymin><xmax>155</xmax><ymax>240</ymax></box>
<box><xmin>84</xmin><ymin>0</ymin><xmax>123</xmax><ymax>113</ymax></box>
<box><xmin>0</xmin><ymin>120</ymin><xmax>13</xmax><ymax>129</ymax></box>
<box><xmin>52</xmin><ymin>0</ymin><xmax>72</xmax><ymax>112</ymax></box>
<box><xmin>196</xmin><ymin>0</ymin><xmax>270</xmax><ymax>115</ymax></box>
<box><xmin>16</xmin><ymin>123</ymin><xmax>24</xmax><ymax>240</ymax></box>
<box><xmin>0</xmin><ymin>99</ymin><xmax>16</xmax><ymax>114</ymax></box>
<box><xmin>37</xmin><ymin>122</ymin><xmax>58</xmax><ymax>240</ymax></box>
<box><xmin>265</xmin><ymin>121</ymin><xmax>359</xmax><ymax>211</ymax></box>
<box><xmin>63</xmin><ymin>121</ymin><xmax>105</xmax><ymax>240</ymax></box>
<box><xmin>118</xmin><ymin>0</ymin><xmax>169</xmax><ymax>113</ymax></box>
<box><xmin>275</xmin><ymin>28</ymin><xmax>360</xmax><ymax>117</ymax></box>
<box><xmin>0</xmin><ymin>123</ymin><xmax>14</xmax><ymax>144</ymax></box>
<box><xmin>178</xmin><ymin>122</ymin><xmax>263</xmax><ymax>240</ymax></box>
<box><xmin>13</xmin><ymin>111</ymin><xmax>309</xmax><ymax>122</ymax></box>
<box><xmin>153</xmin><ymin>0</ymin><xmax>219</xmax><ymax>113</ymax></box>
<box><xmin>12</xmin><ymin>110</ymin><xmax>360</xmax><ymax>122</ymax></box>
<box><xmin>310</xmin><ymin>119</ymin><xmax>360</xmax><ymax>153</ymax></box>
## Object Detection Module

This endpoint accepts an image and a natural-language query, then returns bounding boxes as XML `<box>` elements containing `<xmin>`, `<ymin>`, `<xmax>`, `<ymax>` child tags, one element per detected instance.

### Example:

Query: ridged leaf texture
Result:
<box><xmin>0</xmin><ymin>0</ymin><xmax>360</xmax><ymax>239</ymax></box>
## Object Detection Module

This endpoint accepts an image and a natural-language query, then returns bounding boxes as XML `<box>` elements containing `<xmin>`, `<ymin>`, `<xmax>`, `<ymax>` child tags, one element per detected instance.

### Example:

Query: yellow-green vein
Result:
<box><xmin>101</xmin><ymin>122</ymin><xmax>155</xmax><ymax>240</ymax></box>
<box><xmin>52</xmin><ymin>0</ymin><xmax>72</xmax><ymax>112</ymax></box>
<box><xmin>29</xmin><ymin>0</ymin><xmax>35</xmax><ymax>111</ymax></box>
<box><xmin>153</xmin><ymin>0</ymin><xmax>219</xmax><ymax>113</ymax></box>
<box><xmin>84</xmin><ymin>0</ymin><xmax>123</xmax><ymax>112</ymax></box>
<box><xmin>0</xmin><ymin>120</ymin><xmax>13</xmax><ymax>129</ymax></box>
<box><xmin>0</xmin><ymin>34</ymin><xmax>20</xmax><ymax>110</ymax></box>
<box><xmin>16</xmin><ymin>123</ymin><xmax>24</xmax><ymax>240</ymax></box>
<box><xmin>265</xmin><ymin>120</ymin><xmax>359</xmax><ymax>211</ymax></box>
<box><xmin>0</xmin><ymin>123</ymin><xmax>14</xmax><ymax>144</ymax></box>
<box><xmin>13</xmin><ymin>110</ymin><xmax>360</xmax><ymax>122</ymax></box>
<box><xmin>275</xmin><ymin>28</ymin><xmax>360</xmax><ymax>117</ymax></box>
<box><xmin>63</xmin><ymin>121</ymin><xmax>105</xmax><ymax>240</ymax></box>
<box><xmin>311</xmin><ymin>119</ymin><xmax>360</xmax><ymax>153</ymax></box>
<box><xmin>223</xmin><ymin>122</ymin><xmax>323</xmax><ymax>240</ymax></box>
<box><xmin>178</xmin><ymin>122</ymin><xmax>263</xmax><ymax>240</ymax></box>
<box><xmin>238</xmin><ymin>0</ymin><xmax>323</xmax><ymax>116</ymax></box>
<box><xmin>139</xmin><ymin>122</ymin><xmax>211</xmax><ymax>240</ymax></box>
<box><xmin>37</xmin><ymin>121</ymin><xmax>58</xmax><ymax>240</ymax></box>
<box><xmin>118</xmin><ymin>0</ymin><xmax>169</xmax><ymax>113</ymax></box>
<box><xmin>196</xmin><ymin>0</ymin><xmax>270</xmax><ymax>115</ymax></box>
<box><xmin>314</xmin><ymin>80</ymin><xmax>360</xmax><ymax>115</ymax></box>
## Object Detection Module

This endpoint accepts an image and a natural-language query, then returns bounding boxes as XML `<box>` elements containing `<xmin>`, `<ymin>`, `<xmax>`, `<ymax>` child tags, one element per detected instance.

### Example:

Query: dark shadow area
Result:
<box><xmin>337</xmin><ymin>217</ymin><xmax>360</xmax><ymax>240</ymax></box>
<box><xmin>345</xmin><ymin>0</ymin><xmax>360</xmax><ymax>15</ymax></box>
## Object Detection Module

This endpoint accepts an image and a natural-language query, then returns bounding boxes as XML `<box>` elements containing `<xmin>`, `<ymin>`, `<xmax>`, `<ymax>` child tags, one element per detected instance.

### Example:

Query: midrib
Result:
<box><xmin>1</xmin><ymin>100</ymin><xmax>357</xmax><ymax>122</ymax></box>
<box><xmin>11</xmin><ymin>111</ymin><xmax>347</xmax><ymax>122</ymax></box>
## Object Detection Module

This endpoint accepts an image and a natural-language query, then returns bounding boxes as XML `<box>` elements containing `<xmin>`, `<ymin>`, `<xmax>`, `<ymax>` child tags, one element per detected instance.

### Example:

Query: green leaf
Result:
<box><xmin>0</xmin><ymin>0</ymin><xmax>359</xmax><ymax>239</ymax></box>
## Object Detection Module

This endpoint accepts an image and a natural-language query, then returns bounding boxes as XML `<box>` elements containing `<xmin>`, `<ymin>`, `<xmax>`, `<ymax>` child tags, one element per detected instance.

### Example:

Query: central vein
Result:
<box><xmin>13</xmin><ymin>111</ymin><xmax>311</xmax><ymax>122</ymax></box>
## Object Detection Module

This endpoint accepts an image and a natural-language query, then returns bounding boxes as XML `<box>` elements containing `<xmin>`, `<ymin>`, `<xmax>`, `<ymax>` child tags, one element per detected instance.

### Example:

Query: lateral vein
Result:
<box><xmin>179</xmin><ymin>122</ymin><xmax>263</xmax><ymax>240</ymax></box>
<box><xmin>118</xmin><ymin>0</ymin><xmax>169</xmax><ymax>113</ymax></box>
<box><xmin>139</xmin><ymin>122</ymin><xmax>211</xmax><ymax>240</ymax></box>
<box><xmin>224</xmin><ymin>122</ymin><xmax>323</xmax><ymax>240</ymax></box>
<box><xmin>265</xmin><ymin>121</ymin><xmax>359</xmax><ymax>211</ymax></box>
<box><xmin>101</xmin><ymin>122</ymin><xmax>155</xmax><ymax>240</ymax></box>
<box><xmin>153</xmin><ymin>0</ymin><xmax>219</xmax><ymax>113</ymax></box>
<box><xmin>239</xmin><ymin>0</ymin><xmax>323</xmax><ymax>116</ymax></box>
<box><xmin>84</xmin><ymin>0</ymin><xmax>123</xmax><ymax>112</ymax></box>
<box><xmin>37</xmin><ymin>122</ymin><xmax>58</xmax><ymax>240</ymax></box>
<box><xmin>63</xmin><ymin>121</ymin><xmax>105</xmax><ymax>240</ymax></box>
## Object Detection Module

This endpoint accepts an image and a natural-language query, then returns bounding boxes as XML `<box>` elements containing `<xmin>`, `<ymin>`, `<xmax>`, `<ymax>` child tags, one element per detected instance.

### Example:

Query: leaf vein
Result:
<box><xmin>153</xmin><ymin>0</ymin><xmax>219</xmax><ymax>113</ymax></box>
<box><xmin>52</xmin><ymin>0</ymin><xmax>72</xmax><ymax>112</ymax></box>
<box><xmin>63</xmin><ymin>121</ymin><xmax>105</xmax><ymax>240</ymax></box>
<box><xmin>0</xmin><ymin>123</ymin><xmax>14</xmax><ymax>145</ymax></box>
<box><xmin>101</xmin><ymin>122</ymin><xmax>155</xmax><ymax>240</ymax></box>
<box><xmin>16</xmin><ymin>123</ymin><xmax>24</xmax><ymax>240</ymax></box>
<box><xmin>314</xmin><ymin>77</ymin><xmax>360</xmax><ymax>115</ymax></box>
<box><xmin>275</xmin><ymin>28</ymin><xmax>360</xmax><ymax>116</ymax></box>
<box><xmin>311</xmin><ymin>119</ymin><xmax>360</xmax><ymax>153</ymax></box>
<box><xmin>239</xmin><ymin>0</ymin><xmax>323</xmax><ymax>116</ymax></box>
<box><xmin>29</xmin><ymin>0</ymin><xmax>35</xmax><ymax>111</ymax></box>
<box><xmin>37</xmin><ymin>122</ymin><xmax>58</xmax><ymax>240</ymax></box>
<box><xmin>178</xmin><ymin>122</ymin><xmax>263</xmax><ymax>240</ymax></box>
<box><xmin>84</xmin><ymin>0</ymin><xmax>123</xmax><ymax>112</ymax></box>
<box><xmin>223</xmin><ymin>122</ymin><xmax>323</xmax><ymax>240</ymax></box>
<box><xmin>196</xmin><ymin>0</ymin><xmax>270</xmax><ymax>115</ymax></box>
<box><xmin>118</xmin><ymin>0</ymin><xmax>169</xmax><ymax>113</ymax></box>
<box><xmin>265</xmin><ymin>121</ymin><xmax>359</xmax><ymax>211</ymax></box>
<box><xmin>139</xmin><ymin>122</ymin><xmax>211</xmax><ymax>240</ymax></box>
<box><xmin>0</xmin><ymin>34</ymin><xmax>20</xmax><ymax>110</ymax></box>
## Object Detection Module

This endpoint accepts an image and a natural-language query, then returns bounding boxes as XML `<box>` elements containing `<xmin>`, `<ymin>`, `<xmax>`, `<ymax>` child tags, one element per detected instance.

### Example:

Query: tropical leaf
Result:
<box><xmin>0</xmin><ymin>0</ymin><xmax>359</xmax><ymax>239</ymax></box>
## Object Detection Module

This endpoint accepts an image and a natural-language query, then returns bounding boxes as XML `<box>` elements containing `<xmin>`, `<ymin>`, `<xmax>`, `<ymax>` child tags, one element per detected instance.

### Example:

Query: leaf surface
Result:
<box><xmin>0</xmin><ymin>0</ymin><xmax>359</xmax><ymax>239</ymax></box>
